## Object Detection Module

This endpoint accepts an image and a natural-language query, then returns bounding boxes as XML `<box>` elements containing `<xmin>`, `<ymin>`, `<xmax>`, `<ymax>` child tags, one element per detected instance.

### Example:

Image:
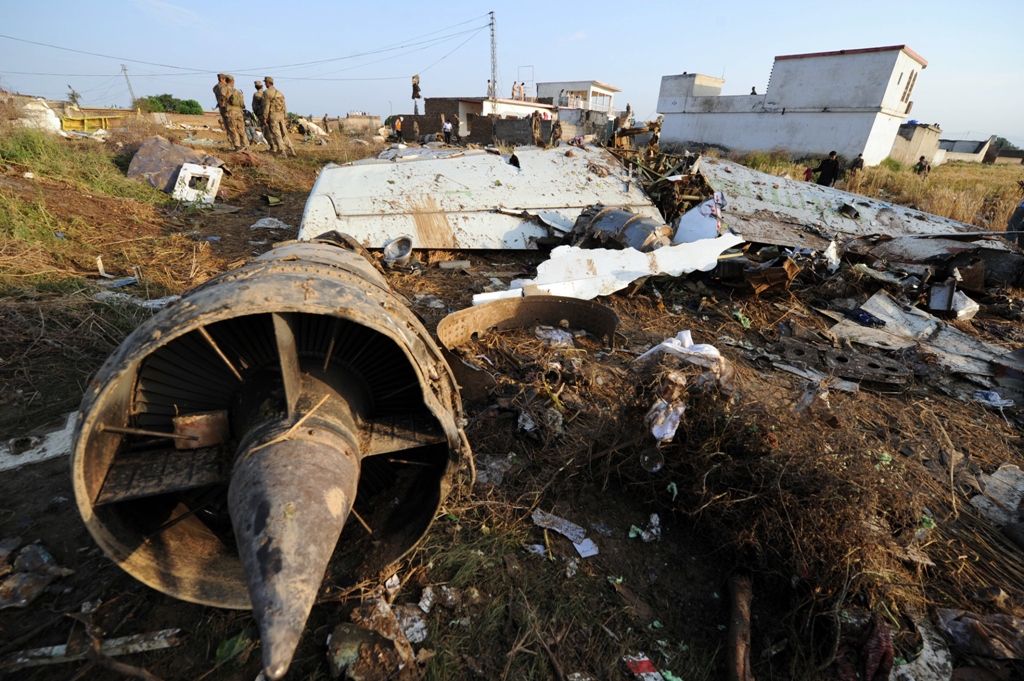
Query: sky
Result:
<box><xmin>2</xmin><ymin>0</ymin><xmax>1022</xmax><ymax>147</ymax></box>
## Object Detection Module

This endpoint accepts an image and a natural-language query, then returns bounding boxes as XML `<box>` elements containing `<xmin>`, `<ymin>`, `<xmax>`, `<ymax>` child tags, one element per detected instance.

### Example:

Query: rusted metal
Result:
<box><xmin>72</xmin><ymin>235</ymin><xmax>471</xmax><ymax>680</ymax></box>
<box><xmin>172</xmin><ymin>410</ymin><xmax>230</xmax><ymax>450</ymax></box>
<box><xmin>437</xmin><ymin>296</ymin><xmax>619</xmax><ymax>400</ymax></box>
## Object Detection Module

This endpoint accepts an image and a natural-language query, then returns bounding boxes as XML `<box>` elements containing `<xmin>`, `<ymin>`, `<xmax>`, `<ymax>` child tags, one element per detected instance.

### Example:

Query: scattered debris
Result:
<box><xmin>171</xmin><ymin>162</ymin><xmax>223</xmax><ymax>205</ymax></box>
<box><xmin>0</xmin><ymin>412</ymin><xmax>77</xmax><ymax>472</ymax></box>
<box><xmin>531</xmin><ymin>509</ymin><xmax>586</xmax><ymax>544</ymax></box>
<box><xmin>126</xmin><ymin>136</ymin><xmax>224</xmax><ymax>194</ymax></box>
<box><xmin>936</xmin><ymin>609</ymin><xmax>1024</xmax><ymax>659</ymax></box>
<box><xmin>480</xmin><ymin>232</ymin><xmax>744</xmax><ymax>303</ymax></box>
<box><xmin>92</xmin><ymin>291</ymin><xmax>181</xmax><ymax>310</ymax></box>
<box><xmin>0</xmin><ymin>629</ymin><xmax>182</xmax><ymax>672</ymax></box>
<box><xmin>250</xmin><ymin>217</ymin><xmax>292</xmax><ymax>230</ymax></box>
<box><xmin>629</xmin><ymin>514</ymin><xmax>661</xmax><ymax>543</ymax></box>
<box><xmin>0</xmin><ymin>543</ymin><xmax>74</xmax><ymax>610</ymax></box>
<box><xmin>636</xmin><ymin>330</ymin><xmax>736</xmax><ymax>395</ymax></box>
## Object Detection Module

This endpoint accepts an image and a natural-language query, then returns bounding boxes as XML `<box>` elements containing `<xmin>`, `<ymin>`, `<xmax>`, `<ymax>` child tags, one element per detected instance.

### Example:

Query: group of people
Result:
<box><xmin>213</xmin><ymin>74</ymin><xmax>294</xmax><ymax>156</ymax></box>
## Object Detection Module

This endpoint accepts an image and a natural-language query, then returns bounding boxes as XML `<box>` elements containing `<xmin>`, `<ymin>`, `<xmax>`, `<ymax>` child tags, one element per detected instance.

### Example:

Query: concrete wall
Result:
<box><xmin>558</xmin><ymin>108</ymin><xmax>611</xmax><ymax>141</ymax></box>
<box><xmin>395</xmin><ymin>113</ymin><xmax>443</xmax><ymax>137</ymax></box>
<box><xmin>658</xmin><ymin>47</ymin><xmax>925</xmax><ymax>166</ymax></box>
<box><xmin>340</xmin><ymin>114</ymin><xmax>382</xmax><ymax>133</ymax></box>
<box><xmin>660</xmin><ymin>109</ymin><xmax>893</xmax><ymax>164</ymax></box>
<box><xmin>995</xmin><ymin>151</ymin><xmax>1024</xmax><ymax>165</ymax></box>
<box><xmin>463</xmin><ymin>116</ymin><xmax>553</xmax><ymax>146</ymax></box>
<box><xmin>889</xmin><ymin>124</ymin><xmax>941</xmax><ymax>166</ymax></box>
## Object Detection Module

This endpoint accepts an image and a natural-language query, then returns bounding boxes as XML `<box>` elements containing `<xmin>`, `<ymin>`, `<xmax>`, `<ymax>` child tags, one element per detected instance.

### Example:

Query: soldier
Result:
<box><xmin>213</xmin><ymin>73</ymin><xmax>229</xmax><ymax>127</ymax></box>
<box><xmin>223</xmin><ymin>75</ymin><xmax>249</xmax><ymax>151</ymax></box>
<box><xmin>530</xmin><ymin>110</ymin><xmax>543</xmax><ymax>147</ymax></box>
<box><xmin>262</xmin><ymin>76</ymin><xmax>295</xmax><ymax>157</ymax></box>
<box><xmin>322</xmin><ymin>113</ymin><xmax>331</xmax><ymax>134</ymax></box>
<box><xmin>252</xmin><ymin>80</ymin><xmax>266</xmax><ymax>134</ymax></box>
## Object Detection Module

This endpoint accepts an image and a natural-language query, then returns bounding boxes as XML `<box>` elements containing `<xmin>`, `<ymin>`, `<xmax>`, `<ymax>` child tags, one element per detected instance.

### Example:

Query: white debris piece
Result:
<box><xmin>535</xmin><ymin>325</ymin><xmax>574</xmax><ymax>347</ymax></box>
<box><xmin>672</xmin><ymin>192</ymin><xmax>725</xmax><ymax>243</ymax></box>
<box><xmin>171</xmin><ymin>163</ymin><xmax>223</xmax><ymax>205</ymax></box>
<box><xmin>531</xmin><ymin>509</ymin><xmax>587</xmax><ymax>544</ymax></box>
<box><xmin>645</xmin><ymin>399</ymin><xmax>686</xmax><ymax>442</ymax></box>
<box><xmin>93</xmin><ymin>291</ymin><xmax>180</xmax><ymax>310</ymax></box>
<box><xmin>890</xmin><ymin>623</ymin><xmax>952</xmax><ymax>681</ymax></box>
<box><xmin>0</xmin><ymin>412</ymin><xmax>77</xmax><ymax>472</ymax></box>
<box><xmin>391</xmin><ymin>605</ymin><xmax>428</xmax><ymax>644</ymax></box>
<box><xmin>475</xmin><ymin>232</ymin><xmax>743</xmax><ymax>304</ymax></box>
<box><xmin>573</xmin><ymin>538</ymin><xmax>600</xmax><ymax>558</ymax></box>
<box><xmin>250</xmin><ymin>217</ymin><xmax>293</xmax><ymax>230</ymax></box>
<box><xmin>636</xmin><ymin>330</ymin><xmax>736</xmax><ymax>395</ymax></box>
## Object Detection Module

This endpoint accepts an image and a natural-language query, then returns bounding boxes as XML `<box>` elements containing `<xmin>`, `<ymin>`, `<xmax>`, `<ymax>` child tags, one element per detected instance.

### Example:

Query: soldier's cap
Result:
<box><xmin>225</xmin><ymin>74</ymin><xmax>235</xmax><ymax>83</ymax></box>
<box><xmin>254</xmin><ymin>80</ymin><xmax>263</xmax><ymax>88</ymax></box>
<box><xmin>264</xmin><ymin>76</ymin><xmax>274</xmax><ymax>85</ymax></box>
<box><xmin>216</xmin><ymin>73</ymin><xmax>226</xmax><ymax>80</ymax></box>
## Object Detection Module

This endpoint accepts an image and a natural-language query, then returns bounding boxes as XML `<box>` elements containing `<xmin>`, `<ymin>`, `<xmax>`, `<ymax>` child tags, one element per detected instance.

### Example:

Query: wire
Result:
<box><xmin>418</xmin><ymin>27</ymin><xmax>487</xmax><ymax>75</ymax></box>
<box><xmin>0</xmin><ymin>33</ymin><xmax>203</xmax><ymax>71</ymax></box>
<box><xmin>0</xmin><ymin>71</ymin><xmax>124</xmax><ymax>77</ymax></box>
<box><xmin>229</xmin><ymin>15</ymin><xmax>490</xmax><ymax>72</ymax></box>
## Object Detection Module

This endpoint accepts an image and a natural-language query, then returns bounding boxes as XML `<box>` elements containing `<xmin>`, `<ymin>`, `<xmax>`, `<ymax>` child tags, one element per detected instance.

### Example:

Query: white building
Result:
<box><xmin>536</xmin><ymin>80</ymin><xmax>620</xmax><ymax>113</ymax></box>
<box><xmin>657</xmin><ymin>45</ymin><xmax>928</xmax><ymax>165</ymax></box>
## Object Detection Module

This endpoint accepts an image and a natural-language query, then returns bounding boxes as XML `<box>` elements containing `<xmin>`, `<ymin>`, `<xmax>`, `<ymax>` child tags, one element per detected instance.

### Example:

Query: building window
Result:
<box><xmin>901</xmin><ymin>71</ymin><xmax>917</xmax><ymax>103</ymax></box>
<box><xmin>897</xmin><ymin>72</ymin><xmax>903</xmax><ymax>85</ymax></box>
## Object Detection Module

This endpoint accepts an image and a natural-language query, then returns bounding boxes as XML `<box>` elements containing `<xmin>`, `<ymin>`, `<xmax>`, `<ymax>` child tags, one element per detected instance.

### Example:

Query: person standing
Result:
<box><xmin>213</xmin><ymin>73</ymin><xmax>230</xmax><ymax>132</ymax></box>
<box><xmin>322</xmin><ymin>113</ymin><xmax>331</xmax><ymax>134</ymax></box>
<box><xmin>913</xmin><ymin>155</ymin><xmax>931</xmax><ymax>179</ymax></box>
<box><xmin>395</xmin><ymin>116</ymin><xmax>403</xmax><ymax>142</ymax></box>
<box><xmin>251</xmin><ymin>80</ymin><xmax>266</xmax><ymax>133</ymax></box>
<box><xmin>848</xmin><ymin>153</ymin><xmax>865</xmax><ymax>174</ymax></box>
<box><xmin>442</xmin><ymin>119</ymin><xmax>453</xmax><ymax>145</ymax></box>
<box><xmin>262</xmin><ymin>76</ymin><xmax>295</xmax><ymax>157</ymax></box>
<box><xmin>511</xmin><ymin>81</ymin><xmax>517</xmax><ymax>99</ymax></box>
<box><xmin>814</xmin><ymin>151</ymin><xmax>840</xmax><ymax>187</ymax></box>
<box><xmin>222</xmin><ymin>75</ymin><xmax>249</xmax><ymax>151</ymax></box>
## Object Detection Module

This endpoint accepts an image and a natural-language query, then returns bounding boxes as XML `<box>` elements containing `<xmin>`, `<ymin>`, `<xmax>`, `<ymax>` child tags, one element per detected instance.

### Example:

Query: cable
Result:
<box><xmin>229</xmin><ymin>15</ymin><xmax>490</xmax><ymax>72</ymax></box>
<box><xmin>418</xmin><ymin>27</ymin><xmax>486</xmax><ymax>75</ymax></box>
<box><xmin>0</xmin><ymin>71</ymin><xmax>124</xmax><ymax>77</ymax></box>
<box><xmin>0</xmin><ymin>33</ymin><xmax>203</xmax><ymax>71</ymax></box>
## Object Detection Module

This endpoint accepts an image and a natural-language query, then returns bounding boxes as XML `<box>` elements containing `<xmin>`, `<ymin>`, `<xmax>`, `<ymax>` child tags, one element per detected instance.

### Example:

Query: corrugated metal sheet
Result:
<box><xmin>298</xmin><ymin>147</ymin><xmax>664</xmax><ymax>249</ymax></box>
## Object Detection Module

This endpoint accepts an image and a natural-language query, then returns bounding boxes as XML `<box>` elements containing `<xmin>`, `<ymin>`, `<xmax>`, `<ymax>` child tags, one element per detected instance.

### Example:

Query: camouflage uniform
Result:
<box><xmin>251</xmin><ymin>81</ymin><xmax>266</xmax><ymax>134</ymax></box>
<box><xmin>262</xmin><ymin>77</ymin><xmax>295</xmax><ymax>157</ymax></box>
<box><xmin>213</xmin><ymin>74</ymin><xmax>231</xmax><ymax>130</ymax></box>
<box><xmin>223</xmin><ymin>77</ymin><xmax>249</xmax><ymax>151</ymax></box>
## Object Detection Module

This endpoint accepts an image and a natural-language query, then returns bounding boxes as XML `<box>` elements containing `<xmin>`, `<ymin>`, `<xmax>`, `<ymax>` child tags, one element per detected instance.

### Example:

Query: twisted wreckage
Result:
<box><xmin>68</xmin><ymin>142</ymin><xmax>1024</xmax><ymax>679</ymax></box>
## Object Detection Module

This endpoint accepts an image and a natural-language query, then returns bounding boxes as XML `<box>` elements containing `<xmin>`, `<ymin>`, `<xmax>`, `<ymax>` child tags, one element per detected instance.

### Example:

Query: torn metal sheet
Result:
<box><xmin>695</xmin><ymin>158</ymin><xmax>1023</xmax><ymax>279</ymax></box>
<box><xmin>298</xmin><ymin>146</ymin><xmax>664</xmax><ymax>249</ymax></box>
<box><xmin>126</xmin><ymin>136</ymin><xmax>224</xmax><ymax>194</ymax></box>
<box><xmin>478</xmin><ymin>232</ymin><xmax>744</xmax><ymax>303</ymax></box>
<box><xmin>436</xmin><ymin>296</ymin><xmax>619</xmax><ymax>400</ymax></box>
<box><xmin>828</xmin><ymin>291</ymin><xmax>1009</xmax><ymax>380</ymax></box>
<box><xmin>0</xmin><ymin>629</ymin><xmax>182</xmax><ymax>671</ymax></box>
<box><xmin>0</xmin><ymin>412</ymin><xmax>77</xmax><ymax>472</ymax></box>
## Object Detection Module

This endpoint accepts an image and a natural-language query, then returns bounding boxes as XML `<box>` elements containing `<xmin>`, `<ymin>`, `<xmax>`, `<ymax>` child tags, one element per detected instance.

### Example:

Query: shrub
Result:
<box><xmin>177</xmin><ymin>99</ymin><xmax>203</xmax><ymax>115</ymax></box>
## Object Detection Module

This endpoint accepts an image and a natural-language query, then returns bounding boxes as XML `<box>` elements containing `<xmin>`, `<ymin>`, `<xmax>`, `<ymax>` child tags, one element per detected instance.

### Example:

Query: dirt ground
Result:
<box><xmin>3</xmin><ymin>121</ymin><xmax>1024</xmax><ymax>680</ymax></box>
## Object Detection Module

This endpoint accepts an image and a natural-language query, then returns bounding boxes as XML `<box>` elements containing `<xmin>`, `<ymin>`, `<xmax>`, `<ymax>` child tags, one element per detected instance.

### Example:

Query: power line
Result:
<box><xmin>0</xmin><ymin>33</ymin><xmax>203</xmax><ymax>71</ymax></box>
<box><xmin>419</xmin><ymin>27</ymin><xmax>487</xmax><ymax>75</ymax></box>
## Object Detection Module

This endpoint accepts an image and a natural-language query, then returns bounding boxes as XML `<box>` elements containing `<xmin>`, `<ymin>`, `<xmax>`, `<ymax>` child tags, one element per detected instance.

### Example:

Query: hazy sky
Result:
<box><xmin>2</xmin><ymin>0</ymin><xmax>1022</xmax><ymax>146</ymax></box>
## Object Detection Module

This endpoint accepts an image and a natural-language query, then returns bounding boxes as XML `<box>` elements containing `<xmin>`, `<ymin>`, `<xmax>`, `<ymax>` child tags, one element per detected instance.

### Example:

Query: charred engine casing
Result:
<box><xmin>570</xmin><ymin>205</ymin><xmax>673</xmax><ymax>252</ymax></box>
<box><xmin>71</xmin><ymin>234</ymin><xmax>470</xmax><ymax>679</ymax></box>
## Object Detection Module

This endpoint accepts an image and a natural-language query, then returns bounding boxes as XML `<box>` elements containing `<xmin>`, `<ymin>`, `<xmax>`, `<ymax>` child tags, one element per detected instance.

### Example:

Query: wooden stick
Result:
<box><xmin>727</xmin><ymin>573</ymin><xmax>754</xmax><ymax>681</ymax></box>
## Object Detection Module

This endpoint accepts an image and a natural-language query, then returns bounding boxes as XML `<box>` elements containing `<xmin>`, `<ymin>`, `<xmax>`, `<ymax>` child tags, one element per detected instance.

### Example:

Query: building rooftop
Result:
<box><xmin>537</xmin><ymin>80</ymin><xmax>622</xmax><ymax>93</ymax></box>
<box><xmin>774</xmin><ymin>45</ymin><xmax>927</xmax><ymax>68</ymax></box>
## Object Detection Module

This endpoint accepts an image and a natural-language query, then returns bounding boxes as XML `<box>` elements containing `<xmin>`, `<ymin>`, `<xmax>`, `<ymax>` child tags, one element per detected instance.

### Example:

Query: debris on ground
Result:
<box><xmin>126</xmin><ymin>135</ymin><xmax>224</xmax><ymax>193</ymax></box>
<box><xmin>249</xmin><ymin>217</ymin><xmax>293</xmax><ymax>230</ymax></box>
<box><xmin>0</xmin><ymin>542</ymin><xmax>73</xmax><ymax>610</ymax></box>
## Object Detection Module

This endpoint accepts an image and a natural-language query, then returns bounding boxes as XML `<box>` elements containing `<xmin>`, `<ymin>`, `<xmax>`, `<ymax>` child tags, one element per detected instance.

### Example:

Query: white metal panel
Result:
<box><xmin>299</xmin><ymin>147</ymin><xmax>663</xmax><ymax>249</ymax></box>
<box><xmin>698</xmin><ymin>158</ymin><xmax>1018</xmax><ymax>254</ymax></box>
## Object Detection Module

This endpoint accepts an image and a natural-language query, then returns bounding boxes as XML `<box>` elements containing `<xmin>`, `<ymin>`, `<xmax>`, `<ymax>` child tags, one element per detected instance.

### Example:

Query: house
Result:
<box><xmin>425</xmin><ymin>97</ymin><xmax>555</xmax><ymax>138</ymax></box>
<box><xmin>657</xmin><ymin>45</ymin><xmax>928</xmax><ymax>166</ymax></box>
<box><xmin>535</xmin><ymin>81</ymin><xmax>621</xmax><ymax>113</ymax></box>
<box><xmin>938</xmin><ymin>137</ymin><xmax>998</xmax><ymax>164</ymax></box>
<box><xmin>889</xmin><ymin>122</ymin><xmax>942</xmax><ymax>166</ymax></box>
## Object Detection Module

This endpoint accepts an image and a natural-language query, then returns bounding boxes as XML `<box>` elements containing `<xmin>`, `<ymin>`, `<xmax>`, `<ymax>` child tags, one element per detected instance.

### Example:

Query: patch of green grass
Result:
<box><xmin>0</xmin><ymin>128</ymin><xmax>166</xmax><ymax>204</ymax></box>
<box><xmin>878</xmin><ymin>156</ymin><xmax>904</xmax><ymax>173</ymax></box>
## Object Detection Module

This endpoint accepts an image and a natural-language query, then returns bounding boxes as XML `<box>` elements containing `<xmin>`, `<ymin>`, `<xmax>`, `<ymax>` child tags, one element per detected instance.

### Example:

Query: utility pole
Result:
<box><xmin>121</xmin><ymin>64</ymin><xmax>137</xmax><ymax>108</ymax></box>
<box><xmin>489</xmin><ymin>11</ymin><xmax>498</xmax><ymax>103</ymax></box>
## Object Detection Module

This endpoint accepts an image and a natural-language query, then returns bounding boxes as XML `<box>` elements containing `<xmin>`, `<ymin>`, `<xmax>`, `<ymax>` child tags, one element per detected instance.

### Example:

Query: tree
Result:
<box><xmin>67</xmin><ymin>85</ymin><xmax>81</xmax><ymax>106</ymax></box>
<box><xmin>177</xmin><ymin>99</ymin><xmax>203</xmax><ymax>115</ymax></box>
<box><xmin>132</xmin><ymin>97</ymin><xmax>164</xmax><ymax>113</ymax></box>
<box><xmin>994</xmin><ymin>137</ymin><xmax>1019</xmax><ymax>152</ymax></box>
